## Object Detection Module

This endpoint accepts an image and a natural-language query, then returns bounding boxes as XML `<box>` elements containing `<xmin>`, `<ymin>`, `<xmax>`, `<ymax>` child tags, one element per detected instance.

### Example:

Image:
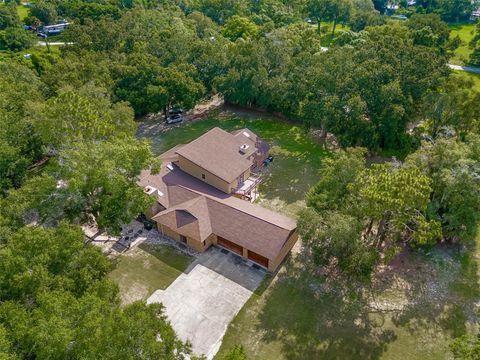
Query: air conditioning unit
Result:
<box><xmin>239</xmin><ymin>144</ymin><xmax>249</xmax><ymax>154</ymax></box>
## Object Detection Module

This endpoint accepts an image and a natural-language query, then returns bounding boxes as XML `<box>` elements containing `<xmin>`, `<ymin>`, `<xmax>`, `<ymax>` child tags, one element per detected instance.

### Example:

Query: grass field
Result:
<box><xmin>449</xmin><ymin>23</ymin><xmax>478</xmax><ymax>66</ymax></box>
<box><xmin>453</xmin><ymin>70</ymin><xmax>480</xmax><ymax>92</ymax></box>
<box><xmin>109</xmin><ymin>243</ymin><xmax>193</xmax><ymax>305</ymax></box>
<box><xmin>16</xmin><ymin>4</ymin><xmax>30</xmax><ymax>21</ymax></box>
<box><xmin>216</xmin><ymin>232</ymin><xmax>480</xmax><ymax>360</ymax></box>
<box><xmin>0</xmin><ymin>2</ymin><xmax>30</xmax><ymax>21</ymax></box>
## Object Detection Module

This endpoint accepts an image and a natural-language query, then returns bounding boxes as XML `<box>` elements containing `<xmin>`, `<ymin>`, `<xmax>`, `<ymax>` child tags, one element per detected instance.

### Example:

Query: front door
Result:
<box><xmin>180</xmin><ymin>235</ymin><xmax>187</xmax><ymax>244</ymax></box>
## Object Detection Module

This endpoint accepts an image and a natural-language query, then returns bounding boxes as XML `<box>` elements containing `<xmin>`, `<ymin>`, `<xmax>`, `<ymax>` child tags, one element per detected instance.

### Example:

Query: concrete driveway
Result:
<box><xmin>147</xmin><ymin>247</ymin><xmax>265</xmax><ymax>359</ymax></box>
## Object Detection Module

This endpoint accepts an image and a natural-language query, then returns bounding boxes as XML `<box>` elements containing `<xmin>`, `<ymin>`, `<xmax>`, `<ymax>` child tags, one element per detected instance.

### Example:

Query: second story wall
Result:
<box><xmin>233</xmin><ymin>167</ymin><xmax>252</xmax><ymax>190</ymax></box>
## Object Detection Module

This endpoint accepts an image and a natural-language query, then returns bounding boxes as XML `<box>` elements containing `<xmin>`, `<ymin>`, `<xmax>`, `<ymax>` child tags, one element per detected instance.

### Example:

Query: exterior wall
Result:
<box><xmin>157</xmin><ymin>223</ymin><xmax>214</xmax><ymax>253</ymax></box>
<box><xmin>177</xmin><ymin>156</ymin><xmax>232</xmax><ymax>193</ymax></box>
<box><xmin>177</xmin><ymin>156</ymin><xmax>254</xmax><ymax>194</ymax></box>
<box><xmin>158</xmin><ymin>224</ymin><xmax>181</xmax><ymax>241</ymax></box>
<box><xmin>268</xmin><ymin>230</ymin><xmax>299</xmax><ymax>272</ymax></box>
<box><xmin>233</xmin><ymin>168</ymin><xmax>252</xmax><ymax>190</ymax></box>
<box><xmin>156</xmin><ymin>217</ymin><xmax>298</xmax><ymax>272</ymax></box>
<box><xmin>187</xmin><ymin>233</ymin><xmax>215</xmax><ymax>252</ymax></box>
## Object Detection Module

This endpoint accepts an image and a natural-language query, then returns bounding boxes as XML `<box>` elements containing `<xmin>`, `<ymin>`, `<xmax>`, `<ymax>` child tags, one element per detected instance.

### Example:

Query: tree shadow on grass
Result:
<box><xmin>141</xmin><ymin>109</ymin><xmax>329</xmax><ymax>207</ymax></box>
<box><xmin>384</xmin><ymin>244</ymin><xmax>480</xmax><ymax>340</ymax></box>
<box><xmin>255</xmin><ymin>264</ymin><xmax>397</xmax><ymax>360</ymax></box>
<box><xmin>255</xmin><ymin>241</ymin><xmax>480</xmax><ymax>360</ymax></box>
<box><xmin>138</xmin><ymin>243</ymin><xmax>193</xmax><ymax>273</ymax></box>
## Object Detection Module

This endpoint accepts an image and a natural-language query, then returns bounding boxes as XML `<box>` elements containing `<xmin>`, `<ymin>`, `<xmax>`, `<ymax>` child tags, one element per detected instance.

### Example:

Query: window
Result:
<box><xmin>201</xmin><ymin>174</ymin><xmax>206</xmax><ymax>180</ymax></box>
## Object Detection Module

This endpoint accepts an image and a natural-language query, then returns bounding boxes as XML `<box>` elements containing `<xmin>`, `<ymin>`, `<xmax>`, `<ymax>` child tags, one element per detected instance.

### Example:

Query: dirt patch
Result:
<box><xmin>136</xmin><ymin>94</ymin><xmax>224</xmax><ymax>139</ymax></box>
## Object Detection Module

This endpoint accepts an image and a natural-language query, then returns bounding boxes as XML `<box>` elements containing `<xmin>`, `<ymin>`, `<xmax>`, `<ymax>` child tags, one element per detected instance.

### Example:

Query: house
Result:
<box><xmin>139</xmin><ymin>127</ymin><xmax>298</xmax><ymax>272</ymax></box>
<box><xmin>39</xmin><ymin>20</ymin><xmax>70</xmax><ymax>36</ymax></box>
<box><xmin>174</xmin><ymin>127</ymin><xmax>270</xmax><ymax>201</ymax></box>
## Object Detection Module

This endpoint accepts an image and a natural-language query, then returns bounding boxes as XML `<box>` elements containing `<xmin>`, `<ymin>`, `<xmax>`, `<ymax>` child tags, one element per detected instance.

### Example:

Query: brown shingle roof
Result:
<box><xmin>152</xmin><ymin>197</ymin><xmax>212</xmax><ymax>241</ymax></box>
<box><xmin>141</xmin><ymin>163</ymin><xmax>296</xmax><ymax>260</ymax></box>
<box><xmin>175</xmin><ymin>127</ymin><xmax>263</xmax><ymax>183</ymax></box>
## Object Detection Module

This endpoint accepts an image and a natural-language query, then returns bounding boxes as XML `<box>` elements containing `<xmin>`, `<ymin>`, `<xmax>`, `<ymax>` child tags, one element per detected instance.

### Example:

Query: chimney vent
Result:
<box><xmin>239</xmin><ymin>144</ymin><xmax>249</xmax><ymax>154</ymax></box>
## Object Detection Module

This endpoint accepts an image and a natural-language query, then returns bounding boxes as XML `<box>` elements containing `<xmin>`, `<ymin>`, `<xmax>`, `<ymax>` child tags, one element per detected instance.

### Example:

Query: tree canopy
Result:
<box><xmin>1</xmin><ymin>0</ymin><xmax>479</xmax><ymax>357</ymax></box>
<box><xmin>0</xmin><ymin>224</ymin><xmax>196</xmax><ymax>359</ymax></box>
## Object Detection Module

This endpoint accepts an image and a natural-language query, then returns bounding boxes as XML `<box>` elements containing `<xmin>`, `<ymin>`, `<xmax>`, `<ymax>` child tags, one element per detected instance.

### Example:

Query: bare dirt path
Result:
<box><xmin>136</xmin><ymin>94</ymin><xmax>224</xmax><ymax>139</ymax></box>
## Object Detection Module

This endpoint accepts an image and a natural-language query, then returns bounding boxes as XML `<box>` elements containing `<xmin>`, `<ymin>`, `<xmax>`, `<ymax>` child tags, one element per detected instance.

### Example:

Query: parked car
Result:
<box><xmin>166</xmin><ymin>113</ymin><xmax>183</xmax><ymax>124</ymax></box>
<box><xmin>37</xmin><ymin>33</ymin><xmax>46</xmax><ymax>38</ymax></box>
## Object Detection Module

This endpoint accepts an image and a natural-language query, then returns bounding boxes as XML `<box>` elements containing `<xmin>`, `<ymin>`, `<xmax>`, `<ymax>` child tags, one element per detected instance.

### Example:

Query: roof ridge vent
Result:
<box><xmin>239</xmin><ymin>144</ymin><xmax>250</xmax><ymax>154</ymax></box>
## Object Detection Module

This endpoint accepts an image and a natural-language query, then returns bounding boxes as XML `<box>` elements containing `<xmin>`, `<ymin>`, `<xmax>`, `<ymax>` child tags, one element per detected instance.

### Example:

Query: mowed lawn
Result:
<box><xmin>0</xmin><ymin>2</ymin><xmax>30</xmax><ymax>21</ymax></box>
<box><xmin>453</xmin><ymin>70</ymin><xmax>480</xmax><ymax>92</ymax></box>
<box><xmin>16</xmin><ymin>4</ymin><xmax>30</xmax><ymax>21</ymax></box>
<box><xmin>109</xmin><ymin>243</ymin><xmax>193</xmax><ymax>305</ymax></box>
<box><xmin>449</xmin><ymin>23</ymin><xmax>478</xmax><ymax>66</ymax></box>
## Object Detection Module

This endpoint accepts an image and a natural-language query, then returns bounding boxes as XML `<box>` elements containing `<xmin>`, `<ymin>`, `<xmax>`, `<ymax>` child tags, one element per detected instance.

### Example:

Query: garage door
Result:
<box><xmin>248</xmin><ymin>250</ymin><xmax>269</xmax><ymax>268</ymax></box>
<box><xmin>217</xmin><ymin>236</ymin><xmax>243</xmax><ymax>255</ymax></box>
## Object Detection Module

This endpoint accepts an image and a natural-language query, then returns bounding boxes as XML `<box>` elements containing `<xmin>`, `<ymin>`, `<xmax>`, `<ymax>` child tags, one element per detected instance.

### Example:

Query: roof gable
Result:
<box><xmin>175</xmin><ymin>210</ymin><xmax>197</xmax><ymax>228</ymax></box>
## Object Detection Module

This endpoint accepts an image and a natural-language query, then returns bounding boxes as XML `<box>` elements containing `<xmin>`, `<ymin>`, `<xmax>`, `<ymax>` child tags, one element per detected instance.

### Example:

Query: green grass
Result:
<box><xmin>109</xmin><ymin>243</ymin><xmax>193</xmax><ymax>305</ymax></box>
<box><xmin>0</xmin><ymin>45</ymin><xmax>61</xmax><ymax>70</ymax></box>
<box><xmin>16</xmin><ymin>4</ymin><xmax>30</xmax><ymax>21</ymax></box>
<box><xmin>145</xmin><ymin>111</ymin><xmax>329</xmax><ymax>218</ymax></box>
<box><xmin>0</xmin><ymin>2</ymin><xmax>30</xmax><ymax>22</ymax></box>
<box><xmin>216</xmin><ymin>240</ymin><xmax>480</xmax><ymax>360</ymax></box>
<box><xmin>452</xmin><ymin>70</ymin><xmax>480</xmax><ymax>92</ymax></box>
<box><xmin>449</xmin><ymin>23</ymin><xmax>478</xmax><ymax>66</ymax></box>
<box><xmin>309</xmin><ymin>21</ymin><xmax>349</xmax><ymax>47</ymax></box>
<box><xmin>139</xmin><ymin>111</ymin><xmax>479</xmax><ymax>359</ymax></box>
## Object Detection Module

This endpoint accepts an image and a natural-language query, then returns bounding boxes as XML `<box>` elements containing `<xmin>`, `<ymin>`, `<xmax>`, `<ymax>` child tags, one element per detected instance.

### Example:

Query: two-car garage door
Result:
<box><xmin>217</xmin><ymin>236</ymin><xmax>269</xmax><ymax>269</ymax></box>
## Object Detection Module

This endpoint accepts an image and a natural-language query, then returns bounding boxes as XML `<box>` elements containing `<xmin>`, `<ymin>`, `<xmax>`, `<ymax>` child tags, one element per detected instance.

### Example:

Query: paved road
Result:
<box><xmin>448</xmin><ymin>64</ymin><xmax>480</xmax><ymax>74</ymax></box>
<box><xmin>37</xmin><ymin>41</ymin><xmax>73</xmax><ymax>46</ymax></box>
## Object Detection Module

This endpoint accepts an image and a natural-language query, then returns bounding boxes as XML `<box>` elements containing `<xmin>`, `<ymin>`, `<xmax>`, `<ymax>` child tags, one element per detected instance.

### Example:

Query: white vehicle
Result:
<box><xmin>166</xmin><ymin>113</ymin><xmax>183</xmax><ymax>124</ymax></box>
